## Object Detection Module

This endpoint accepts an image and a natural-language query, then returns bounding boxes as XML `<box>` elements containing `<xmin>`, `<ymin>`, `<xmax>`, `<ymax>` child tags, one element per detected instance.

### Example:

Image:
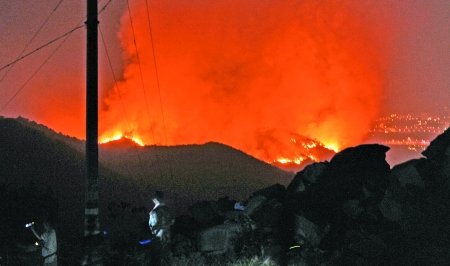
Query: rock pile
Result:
<box><xmin>167</xmin><ymin>128</ymin><xmax>450</xmax><ymax>265</ymax></box>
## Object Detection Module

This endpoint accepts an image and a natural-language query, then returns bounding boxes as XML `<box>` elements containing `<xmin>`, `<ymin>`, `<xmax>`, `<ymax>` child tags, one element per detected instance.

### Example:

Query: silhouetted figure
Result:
<box><xmin>148</xmin><ymin>191</ymin><xmax>173</xmax><ymax>265</ymax></box>
<box><xmin>30</xmin><ymin>221</ymin><xmax>57</xmax><ymax>266</ymax></box>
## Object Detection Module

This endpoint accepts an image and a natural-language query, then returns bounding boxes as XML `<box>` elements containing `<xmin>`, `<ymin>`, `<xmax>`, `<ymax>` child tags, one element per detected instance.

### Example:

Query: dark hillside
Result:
<box><xmin>14</xmin><ymin>116</ymin><xmax>85</xmax><ymax>151</ymax></box>
<box><xmin>0</xmin><ymin>117</ymin><xmax>138</xmax><ymax>265</ymax></box>
<box><xmin>100</xmin><ymin>141</ymin><xmax>293</xmax><ymax>211</ymax></box>
<box><xmin>0</xmin><ymin>117</ymin><xmax>292</xmax><ymax>263</ymax></box>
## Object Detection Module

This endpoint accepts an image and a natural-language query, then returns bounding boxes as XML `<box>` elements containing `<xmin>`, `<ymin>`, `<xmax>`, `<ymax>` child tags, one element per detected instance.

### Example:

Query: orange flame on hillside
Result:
<box><xmin>99</xmin><ymin>1</ymin><xmax>390</xmax><ymax>164</ymax></box>
<box><xmin>100</xmin><ymin>132</ymin><xmax>144</xmax><ymax>147</ymax></box>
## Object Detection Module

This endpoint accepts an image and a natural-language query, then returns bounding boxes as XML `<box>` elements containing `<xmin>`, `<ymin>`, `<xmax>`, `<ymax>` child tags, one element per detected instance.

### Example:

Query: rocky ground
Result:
<box><xmin>158</xmin><ymin>128</ymin><xmax>450</xmax><ymax>265</ymax></box>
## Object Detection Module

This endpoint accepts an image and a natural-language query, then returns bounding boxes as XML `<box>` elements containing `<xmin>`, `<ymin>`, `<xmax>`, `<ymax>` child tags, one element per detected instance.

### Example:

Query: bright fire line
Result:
<box><xmin>99</xmin><ymin>132</ymin><xmax>145</xmax><ymax>146</ymax></box>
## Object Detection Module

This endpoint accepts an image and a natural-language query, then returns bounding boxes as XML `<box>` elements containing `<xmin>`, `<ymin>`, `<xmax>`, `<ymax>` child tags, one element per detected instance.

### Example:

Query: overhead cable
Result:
<box><xmin>1</xmin><ymin>29</ymin><xmax>76</xmax><ymax>112</ymax></box>
<box><xmin>145</xmin><ymin>0</ymin><xmax>169</xmax><ymax>146</ymax></box>
<box><xmin>0</xmin><ymin>0</ymin><xmax>113</xmax><ymax>74</ymax></box>
<box><xmin>145</xmin><ymin>0</ymin><xmax>174</xmax><ymax>179</ymax></box>
<box><xmin>126</xmin><ymin>0</ymin><xmax>158</xmax><ymax>146</ymax></box>
<box><xmin>99</xmin><ymin>0</ymin><xmax>114</xmax><ymax>15</ymax></box>
<box><xmin>99</xmin><ymin>26</ymin><xmax>150</xmax><ymax>179</ymax></box>
<box><xmin>0</xmin><ymin>24</ymin><xmax>84</xmax><ymax>73</ymax></box>
<box><xmin>0</xmin><ymin>0</ymin><xmax>65</xmax><ymax>83</ymax></box>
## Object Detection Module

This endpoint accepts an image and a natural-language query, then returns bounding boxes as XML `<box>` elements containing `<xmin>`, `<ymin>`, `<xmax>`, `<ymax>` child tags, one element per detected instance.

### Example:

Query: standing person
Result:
<box><xmin>30</xmin><ymin>221</ymin><xmax>57</xmax><ymax>266</ymax></box>
<box><xmin>148</xmin><ymin>191</ymin><xmax>173</xmax><ymax>265</ymax></box>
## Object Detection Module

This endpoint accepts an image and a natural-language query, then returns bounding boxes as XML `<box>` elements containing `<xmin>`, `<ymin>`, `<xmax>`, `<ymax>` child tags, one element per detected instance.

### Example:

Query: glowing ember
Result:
<box><xmin>303</xmin><ymin>142</ymin><xmax>317</xmax><ymax>149</ymax></box>
<box><xmin>276</xmin><ymin>157</ymin><xmax>305</xmax><ymax>165</ymax></box>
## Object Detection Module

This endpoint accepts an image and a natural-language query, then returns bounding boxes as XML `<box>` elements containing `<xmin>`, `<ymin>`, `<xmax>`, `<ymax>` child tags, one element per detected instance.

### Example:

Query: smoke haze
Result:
<box><xmin>100</xmin><ymin>0</ymin><xmax>390</xmax><ymax>163</ymax></box>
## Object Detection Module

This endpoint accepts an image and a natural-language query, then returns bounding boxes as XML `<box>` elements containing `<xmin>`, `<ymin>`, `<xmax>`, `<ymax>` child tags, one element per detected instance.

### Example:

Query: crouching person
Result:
<box><xmin>148</xmin><ymin>191</ymin><xmax>174</xmax><ymax>265</ymax></box>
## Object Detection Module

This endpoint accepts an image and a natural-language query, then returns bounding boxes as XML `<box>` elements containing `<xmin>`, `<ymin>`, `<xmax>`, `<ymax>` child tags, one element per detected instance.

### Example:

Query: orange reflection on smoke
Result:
<box><xmin>98</xmin><ymin>1</ymin><xmax>390</xmax><ymax>164</ymax></box>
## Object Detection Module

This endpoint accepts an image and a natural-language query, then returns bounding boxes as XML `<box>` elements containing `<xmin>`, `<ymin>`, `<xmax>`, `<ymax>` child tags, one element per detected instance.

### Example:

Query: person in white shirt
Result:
<box><xmin>148</xmin><ymin>191</ymin><xmax>173</xmax><ymax>266</ymax></box>
<box><xmin>30</xmin><ymin>221</ymin><xmax>57</xmax><ymax>266</ymax></box>
<box><xmin>149</xmin><ymin>191</ymin><xmax>172</xmax><ymax>243</ymax></box>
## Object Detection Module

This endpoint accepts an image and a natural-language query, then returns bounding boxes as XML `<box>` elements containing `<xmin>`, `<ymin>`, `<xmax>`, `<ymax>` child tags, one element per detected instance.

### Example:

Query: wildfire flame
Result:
<box><xmin>323</xmin><ymin>143</ymin><xmax>340</xmax><ymax>153</ymax></box>
<box><xmin>98</xmin><ymin>1</ymin><xmax>389</xmax><ymax>164</ymax></box>
<box><xmin>100</xmin><ymin>132</ymin><xmax>145</xmax><ymax>147</ymax></box>
<box><xmin>275</xmin><ymin>157</ymin><xmax>305</xmax><ymax>165</ymax></box>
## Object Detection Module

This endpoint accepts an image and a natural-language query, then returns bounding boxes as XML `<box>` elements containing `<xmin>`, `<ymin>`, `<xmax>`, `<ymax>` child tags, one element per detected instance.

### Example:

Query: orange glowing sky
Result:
<box><xmin>99</xmin><ymin>0</ymin><xmax>388</xmax><ymax>163</ymax></box>
<box><xmin>1</xmin><ymin>1</ymin><xmax>449</xmax><ymax>164</ymax></box>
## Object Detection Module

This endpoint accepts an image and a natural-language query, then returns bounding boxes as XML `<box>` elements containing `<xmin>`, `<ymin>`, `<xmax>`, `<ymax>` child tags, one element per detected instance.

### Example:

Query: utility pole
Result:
<box><xmin>84</xmin><ymin>0</ymin><xmax>102</xmax><ymax>265</ymax></box>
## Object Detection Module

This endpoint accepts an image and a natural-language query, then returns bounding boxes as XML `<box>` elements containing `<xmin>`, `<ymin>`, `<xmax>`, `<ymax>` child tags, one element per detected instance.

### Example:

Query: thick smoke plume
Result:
<box><xmin>100</xmin><ymin>0</ymin><xmax>388</xmax><ymax>163</ymax></box>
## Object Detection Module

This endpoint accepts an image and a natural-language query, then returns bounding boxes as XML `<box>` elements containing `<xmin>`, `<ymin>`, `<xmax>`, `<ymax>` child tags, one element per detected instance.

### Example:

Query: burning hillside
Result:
<box><xmin>99</xmin><ymin>1</ymin><xmax>389</xmax><ymax>165</ymax></box>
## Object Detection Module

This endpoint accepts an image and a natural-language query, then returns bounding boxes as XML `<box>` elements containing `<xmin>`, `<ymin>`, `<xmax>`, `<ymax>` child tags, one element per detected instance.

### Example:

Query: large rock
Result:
<box><xmin>287</xmin><ymin>162</ymin><xmax>328</xmax><ymax>193</ymax></box>
<box><xmin>379</xmin><ymin>187</ymin><xmax>402</xmax><ymax>222</ymax></box>
<box><xmin>422</xmin><ymin>128</ymin><xmax>450</xmax><ymax>162</ymax></box>
<box><xmin>379</xmin><ymin>171</ymin><xmax>428</xmax><ymax>231</ymax></box>
<box><xmin>421</xmin><ymin>129</ymin><xmax>450</xmax><ymax>193</ymax></box>
<box><xmin>250</xmin><ymin>199</ymin><xmax>284</xmax><ymax>230</ymax></box>
<box><xmin>171</xmin><ymin>234</ymin><xmax>194</xmax><ymax>256</ymax></box>
<box><xmin>197</xmin><ymin>222</ymin><xmax>243</xmax><ymax>254</ymax></box>
<box><xmin>243</xmin><ymin>195</ymin><xmax>267</xmax><ymax>216</ymax></box>
<box><xmin>301</xmin><ymin>162</ymin><xmax>329</xmax><ymax>184</ymax></box>
<box><xmin>321</xmin><ymin>144</ymin><xmax>391</xmax><ymax>201</ymax></box>
<box><xmin>342</xmin><ymin>200</ymin><xmax>364</xmax><ymax>218</ymax></box>
<box><xmin>171</xmin><ymin>214</ymin><xmax>201</xmax><ymax>238</ymax></box>
<box><xmin>294</xmin><ymin>215</ymin><xmax>329</xmax><ymax>247</ymax></box>
<box><xmin>189</xmin><ymin>201</ymin><xmax>223</xmax><ymax>226</ymax></box>
<box><xmin>217</xmin><ymin>196</ymin><xmax>236</xmax><ymax>212</ymax></box>
<box><xmin>390</xmin><ymin>160</ymin><xmax>425</xmax><ymax>188</ymax></box>
<box><xmin>344</xmin><ymin>230</ymin><xmax>386</xmax><ymax>261</ymax></box>
<box><xmin>253</xmin><ymin>183</ymin><xmax>285</xmax><ymax>199</ymax></box>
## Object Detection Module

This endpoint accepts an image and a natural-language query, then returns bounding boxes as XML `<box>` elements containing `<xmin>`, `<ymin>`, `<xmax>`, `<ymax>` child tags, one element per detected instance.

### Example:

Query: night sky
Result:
<box><xmin>1</xmin><ymin>0</ymin><xmax>449</xmax><ymax>164</ymax></box>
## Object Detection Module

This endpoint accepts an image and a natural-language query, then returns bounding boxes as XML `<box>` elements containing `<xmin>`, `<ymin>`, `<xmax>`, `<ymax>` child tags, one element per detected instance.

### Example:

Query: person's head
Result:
<box><xmin>42</xmin><ymin>221</ymin><xmax>52</xmax><ymax>232</ymax></box>
<box><xmin>152</xmin><ymin>190</ymin><xmax>164</xmax><ymax>205</ymax></box>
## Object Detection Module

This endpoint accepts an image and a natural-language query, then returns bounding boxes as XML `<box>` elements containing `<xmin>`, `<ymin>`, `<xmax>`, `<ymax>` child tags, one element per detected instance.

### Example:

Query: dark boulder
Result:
<box><xmin>342</xmin><ymin>229</ymin><xmax>387</xmax><ymax>265</ymax></box>
<box><xmin>378</xmin><ymin>159</ymin><xmax>427</xmax><ymax>222</ymax></box>
<box><xmin>293</xmin><ymin>215</ymin><xmax>330</xmax><ymax>248</ymax></box>
<box><xmin>342</xmin><ymin>200</ymin><xmax>364</xmax><ymax>218</ymax></box>
<box><xmin>422</xmin><ymin>128</ymin><xmax>450</xmax><ymax>162</ymax></box>
<box><xmin>326</xmin><ymin>144</ymin><xmax>390</xmax><ymax>197</ymax></box>
<box><xmin>171</xmin><ymin>215</ymin><xmax>201</xmax><ymax>238</ymax></box>
<box><xmin>189</xmin><ymin>201</ymin><xmax>224</xmax><ymax>227</ymax></box>
<box><xmin>197</xmin><ymin>222</ymin><xmax>243</xmax><ymax>254</ymax></box>
<box><xmin>250</xmin><ymin>198</ymin><xmax>284</xmax><ymax>231</ymax></box>
<box><xmin>253</xmin><ymin>183</ymin><xmax>286</xmax><ymax>199</ymax></box>
<box><xmin>420</xmin><ymin>129</ymin><xmax>450</xmax><ymax>194</ymax></box>
<box><xmin>217</xmin><ymin>196</ymin><xmax>236</xmax><ymax>212</ymax></box>
<box><xmin>313</xmin><ymin>144</ymin><xmax>390</xmax><ymax>209</ymax></box>
<box><xmin>287</xmin><ymin>162</ymin><xmax>329</xmax><ymax>193</ymax></box>
<box><xmin>390</xmin><ymin>159</ymin><xmax>425</xmax><ymax>188</ymax></box>
<box><xmin>379</xmin><ymin>187</ymin><xmax>402</xmax><ymax>222</ymax></box>
<box><xmin>243</xmin><ymin>195</ymin><xmax>267</xmax><ymax>216</ymax></box>
<box><xmin>171</xmin><ymin>234</ymin><xmax>194</xmax><ymax>256</ymax></box>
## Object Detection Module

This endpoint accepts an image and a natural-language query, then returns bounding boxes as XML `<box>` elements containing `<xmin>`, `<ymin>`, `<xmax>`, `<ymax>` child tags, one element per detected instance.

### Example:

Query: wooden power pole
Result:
<box><xmin>84</xmin><ymin>0</ymin><xmax>102</xmax><ymax>265</ymax></box>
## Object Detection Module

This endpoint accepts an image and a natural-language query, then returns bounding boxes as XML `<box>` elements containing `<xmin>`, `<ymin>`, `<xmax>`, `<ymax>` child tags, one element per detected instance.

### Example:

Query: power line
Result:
<box><xmin>98</xmin><ymin>0</ymin><xmax>114</xmax><ymax>15</ymax></box>
<box><xmin>0</xmin><ymin>0</ymin><xmax>112</xmax><ymax>74</ymax></box>
<box><xmin>99</xmin><ymin>27</ymin><xmax>150</xmax><ymax>176</ymax></box>
<box><xmin>1</xmin><ymin>7</ymin><xmax>91</xmax><ymax>112</ymax></box>
<box><xmin>144</xmin><ymin>0</ymin><xmax>169</xmax><ymax>146</ymax></box>
<box><xmin>125</xmin><ymin>0</ymin><xmax>159</xmax><ymax>146</ymax></box>
<box><xmin>1</xmin><ymin>28</ymin><xmax>77</xmax><ymax>112</ymax></box>
<box><xmin>0</xmin><ymin>24</ymin><xmax>84</xmax><ymax>73</ymax></box>
<box><xmin>145</xmin><ymin>0</ymin><xmax>175</xmax><ymax>179</ymax></box>
<box><xmin>0</xmin><ymin>0</ymin><xmax>65</xmax><ymax>83</ymax></box>
<box><xmin>99</xmin><ymin>1</ymin><xmax>171</xmax><ymax>184</ymax></box>
<box><xmin>1</xmin><ymin>0</ymin><xmax>115</xmax><ymax>113</ymax></box>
